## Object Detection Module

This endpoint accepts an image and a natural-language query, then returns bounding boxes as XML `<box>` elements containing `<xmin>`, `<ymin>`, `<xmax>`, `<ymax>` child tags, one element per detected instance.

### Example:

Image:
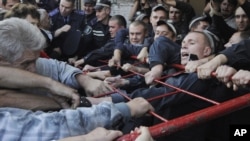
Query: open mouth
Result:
<box><xmin>181</xmin><ymin>52</ymin><xmax>189</xmax><ymax>58</ymax></box>
<box><xmin>181</xmin><ymin>53</ymin><xmax>198</xmax><ymax>61</ymax></box>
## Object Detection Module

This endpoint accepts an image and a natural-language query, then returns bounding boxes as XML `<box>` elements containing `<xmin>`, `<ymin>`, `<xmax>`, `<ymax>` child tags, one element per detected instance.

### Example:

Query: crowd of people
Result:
<box><xmin>0</xmin><ymin>0</ymin><xmax>249</xmax><ymax>140</ymax></box>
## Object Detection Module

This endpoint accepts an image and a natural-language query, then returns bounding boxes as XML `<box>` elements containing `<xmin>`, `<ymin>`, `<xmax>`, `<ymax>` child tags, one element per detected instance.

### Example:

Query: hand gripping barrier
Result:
<box><xmin>90</xmin><ymin>57</ymin><xmax>250</xmax><ymax>141</ymax></box>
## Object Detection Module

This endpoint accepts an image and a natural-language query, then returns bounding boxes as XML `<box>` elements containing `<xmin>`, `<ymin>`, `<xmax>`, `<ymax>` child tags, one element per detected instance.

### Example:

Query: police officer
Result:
<box><xmin>49</xmin><ymin>0</ymin><xmax>86</xmax><ymax>60</ymax></box>
<box><xmin>75</xmin><ymin>0</ymin><xmax>97</xmax><ymax>58</ymax></box>
<box><xmin>76</xmin><ymin>0</ymin><xmax>111</xmax><ymax>59</ymax></box>
<box><xmin>92</xmin><ymin>0</ymin><xmax>111</xmax><ymax>49</ymax></box>
<box><xmin>83</xmin><ymin>0</ymin><xmax>97</xmax><ymax>27</ymax></box>
<box><xmin>65</xmin><ymin>0</ymin><xmax>99</xmax><ymax>63</ymax></box>
<box><xmin>49</xmin><ymin>0</ymin><xmax>86</xmax><ymax>32</ymax></box>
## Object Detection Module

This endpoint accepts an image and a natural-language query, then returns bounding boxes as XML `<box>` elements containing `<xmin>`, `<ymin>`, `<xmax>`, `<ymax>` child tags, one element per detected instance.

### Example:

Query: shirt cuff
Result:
<box><xmin>114</xmin><ymin>102</ymin><xmax>131</xmax><ymax>121</ymax></box>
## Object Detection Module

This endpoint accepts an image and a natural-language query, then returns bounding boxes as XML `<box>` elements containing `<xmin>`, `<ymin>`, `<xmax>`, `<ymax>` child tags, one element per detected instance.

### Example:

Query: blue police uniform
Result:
<box><xmin>49</xmin><ymin>8</ymin><xmax>87</xmax><ymax>60</ymax></box>
<box><xmin>49</xmin><ymin>8</ymin><xmax>86</xmax><ymax>33</ymax></box>
<box><xmin>85</xmin><ymin>11</ymin><xmax>97</xmax><ymax>27</ymax></box>
<box><xmin>92</xmin><ymin>17</ymin><xmax>111</xmax><ymax>49</ymax></box>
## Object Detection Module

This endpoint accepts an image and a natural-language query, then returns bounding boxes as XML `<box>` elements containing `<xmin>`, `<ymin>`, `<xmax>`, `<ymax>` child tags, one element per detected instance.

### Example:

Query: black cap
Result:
<box><xmin>152</xmin><ymin>5</ymin><xmax>167</xmax><ymax>13</ymax></box>
<box><xmin>157</xmin><ymin>20</ymin><xmax>177</xmax><ymax>36</ymax></box>
<box><xmin>84</xmin><ymin>0</ymin><xmax>96</xmax><ymax>5</ymax></box>
<box><xmin>189</xmin><ymin>14</ymin><xmax>212</xmax><ymax>30</ymax></box>
<box><xmin>135</xmin><ymin>13</ymin><xmax>149</xmax><ymax>21</ymax></box>
<box><xmin>94</xmin><ymin>0</ymin><xmax>111</xmax><ymax>10</ymax></box>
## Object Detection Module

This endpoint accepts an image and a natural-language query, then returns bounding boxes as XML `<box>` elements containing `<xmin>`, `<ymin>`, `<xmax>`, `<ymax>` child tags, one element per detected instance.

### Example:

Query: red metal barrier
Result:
<box><xmin>117</xmin><ymin>93</ymin><xmax>250</xmax><ymax>141</ymax></box>
<box><xmin>93</xmin><ymin>57</ymin><xmax>250</xmax><ymax>141</ymax></box>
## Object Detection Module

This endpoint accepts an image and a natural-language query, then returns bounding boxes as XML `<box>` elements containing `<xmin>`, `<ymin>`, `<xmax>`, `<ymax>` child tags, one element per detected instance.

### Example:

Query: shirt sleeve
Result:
<box><xmin>0</xmin><ymin>102</ymin><xmax>130</xmax><ymax>141</ymax></box>
<box><xmin>36</xmin><ymin>58</ymin><xmax>82</xmax><ymax>89</ymax></box>
<box><xmin>220</xmin><ymin>39</ymin><xmax>250</xmax><ymax>70</ymax></box>
<box><xmin>114</xmin><ymin>28</ymin><xmax>129</xmax><ymax>50</ymax></box>
<box><xmin>142</xmin><ymin>37</ymin><xmax>154</xmax><ymax>48</ymax></box>
<box><xmin>148</xmin><ymin>36</ymin><xmax>181</xmax><ymax>68</ymax></box>
<box><xmin>83</xmin><ymin>40</ymin><xmax>115</xmax><ymax>65</ymax></box>
<box><xmin>241</xmin><ymin>0</ymin><xmax>250</xmax><ymax>19</ymax></box>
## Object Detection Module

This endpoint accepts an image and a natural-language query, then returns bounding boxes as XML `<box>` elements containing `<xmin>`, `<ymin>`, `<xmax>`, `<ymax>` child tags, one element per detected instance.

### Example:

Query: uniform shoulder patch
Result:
<box><xmin>49</xmin><ymin>8</ymin><xmax>59</xmax><ymax>17</ymax></box>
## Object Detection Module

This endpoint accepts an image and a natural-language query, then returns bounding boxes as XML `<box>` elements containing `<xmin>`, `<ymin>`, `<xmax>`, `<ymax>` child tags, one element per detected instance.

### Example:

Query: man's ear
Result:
<box><xmin>203</xmin><ymin>46</ymin><xmax>212</xmax><ymax>57</ymax></box>
<box><xmin>105</xmin><ymin>8</ymin><xmax>110</xmax><ymax>14</ymax></box>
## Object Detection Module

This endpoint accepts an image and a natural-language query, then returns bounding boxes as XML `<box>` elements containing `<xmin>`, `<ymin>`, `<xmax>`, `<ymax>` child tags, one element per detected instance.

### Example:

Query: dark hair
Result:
<box><xmin>4</xmin><ymin>3</ymin><xmax>40</xmax><ymax>20</ymax></box>
<box><xmin>157</xmin><ymin>20</ymin><xmax>177</xmax><ymax>37</ymax></box>
<box><xmin>66</xmin><ymin>0</ymin><xmax>76</xmax><ymax>3</ymax></box>
<box><xmin>2</xmin><ymin>0</ymin><xmax>7</xmax><ymax>5</ymax></box>
<box><xmin>110</xmin><ymin>14</ymin><xmax>127</xmax><ymax>28</ymax></box>
<box><xmin>22</xmin><ymin>0</ymin><xmax>37</xmax><ymax>5</ymax></box>
<box><xmin>59</xmin><ymin>0</ymin><xmax>76</xmax><ymax>5</ymax></box>
<box><xmin>228</xmin><ymin>0</ymin><xmax>238</xmax><ymax>6</ymax></box>
<box><xmin>189</xmin><ymin>14</ymin><xmax>212</xmax><ymax>30</ymax></box>
<box><xmin>150</xmin><ymin>5</ymin><xmax>167</xmax><ymax>17</ymax></box>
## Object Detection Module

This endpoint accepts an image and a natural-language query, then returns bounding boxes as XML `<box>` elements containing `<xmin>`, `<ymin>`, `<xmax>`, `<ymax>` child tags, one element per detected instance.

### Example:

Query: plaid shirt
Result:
<box><xmin>0</xmin><ymin>102</ymin><xmax>130</xmax><ymax>141</ymax></box>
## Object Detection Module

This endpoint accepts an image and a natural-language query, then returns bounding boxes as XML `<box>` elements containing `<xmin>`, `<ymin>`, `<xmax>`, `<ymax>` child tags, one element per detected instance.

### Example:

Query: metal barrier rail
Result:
<box><xmin>89</xmin><ymin>58</ymin><xmax>250</xmax><ymax>141</ymax></box>
<box><xmin>117</xmin><ymin>93</ymin><xmax>250</xmax><ymax>141</ymax></box>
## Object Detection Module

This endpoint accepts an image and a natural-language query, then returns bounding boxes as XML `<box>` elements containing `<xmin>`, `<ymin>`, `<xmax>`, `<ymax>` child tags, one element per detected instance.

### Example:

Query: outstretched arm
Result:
<box><xmin>0</xmin><ymin>66</ymin><xmax>80</xmax><ymax>109</ymax></box>
<box><xmin>128</xmin><ymin>0</ymin><xmax>140</xmax><ymax>22</ymax></box>
<box><xmin>59</xmin><ymin>127</ymin><xmax>123</xmax><ymax>141</ymax></box>
<box><xmin>0</xmin><ymin>98</ymin><xmax>153</xmax><ymax>140</ymax></box>
<box><xmin>0</xmin><ymin>89</ymin><xmax>61</xmax><ymax>111</ymax></box>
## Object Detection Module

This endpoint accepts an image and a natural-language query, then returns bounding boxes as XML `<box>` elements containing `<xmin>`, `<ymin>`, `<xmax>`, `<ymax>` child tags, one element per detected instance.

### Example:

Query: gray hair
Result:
<box><xmin>37</xmin><ymin>8</ymin><xmax>47</xmax><ymax>21</ymax></box>
<box><xmin>0</xmin><ymin>17</ymin><xmax>46</xmax><ymax>63</ymax></box>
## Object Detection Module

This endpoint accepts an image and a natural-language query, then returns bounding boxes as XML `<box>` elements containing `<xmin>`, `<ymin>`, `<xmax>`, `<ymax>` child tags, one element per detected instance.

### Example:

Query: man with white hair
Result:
<box><xmin>0</xmin><ymin>17</ymin><xmax>112</xmax><ymax>109</ymax></box>
<box><xmin>0</xmin><ymin>18</ymin><xmax>154</xmax><ymax>141</ymax></box>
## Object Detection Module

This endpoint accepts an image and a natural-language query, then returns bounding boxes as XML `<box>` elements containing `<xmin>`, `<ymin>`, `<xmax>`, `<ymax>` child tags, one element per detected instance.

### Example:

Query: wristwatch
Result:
<box><xmin>79</xmin><ymin>96</ymin><xmax>92</xmax><ymax>107</ymax></box>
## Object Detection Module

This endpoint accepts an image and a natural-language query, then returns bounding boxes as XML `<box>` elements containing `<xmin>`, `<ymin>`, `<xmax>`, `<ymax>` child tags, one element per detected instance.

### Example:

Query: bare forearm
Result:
<box><xmin>113</xmin><ymin>49</ymin><xmax>122</xmax><ymax>59</ymax></box>
<box><xmin>128</xmin><ymin>0</ymin><xmax>139</xmax><ymax>21</ymax></box>
<box><xmin>135</xmin><ymin>66</ymin><xmax>150</xmax><ymax>74</ymax></box>
<box><xmin>0</xmin><ymin>90</ymin><xmax>61</xmax><ymax>111</ymax></box>
<box><xmin>54</xmin><ymin>28</ymin><xmax>64</xmax><ymax>37</ymax></box>
<box><xmin>75</xmin><ymin>74</ymin><xmax>93</xmax><ymax>88</ymax></box>
<box><xmin>151</xmin><ymin>65</ymin><xmax>164</xmax><ymax>77</ymax></box>
<box><xmin>162</xmin><ymin>0</ymin><xmax>177</xmax><ymax>6</ymax></box>
<box><xmin>0</xmin><ymin>67</ymin><xmax>52</xmax><ymax>90</ymax></box>
<box><xmin>58</xmin><ymin>136</ymin><xmax>86</xmax><ymax>141</ymax></box>
<box><xmin>199</xmin><ymin>54</ymin><xmax>215</xmax><ymax>64</ymax></box>
<box><xmin>210</xmin><ymin>54</ymin><xmax>228</xmax><ymax>67</ymax></box>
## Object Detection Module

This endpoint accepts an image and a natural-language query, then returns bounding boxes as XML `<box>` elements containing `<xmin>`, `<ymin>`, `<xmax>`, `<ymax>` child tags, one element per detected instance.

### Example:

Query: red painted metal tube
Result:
<box><xmin>116</xmin><ymin>93</ymin><xmax>250</xmax><ymax>141</ymax></box>
<box><xmin>94</xmin><ymin>57</ymin><xmax>250</xmax><ymax>140</ymax></box>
